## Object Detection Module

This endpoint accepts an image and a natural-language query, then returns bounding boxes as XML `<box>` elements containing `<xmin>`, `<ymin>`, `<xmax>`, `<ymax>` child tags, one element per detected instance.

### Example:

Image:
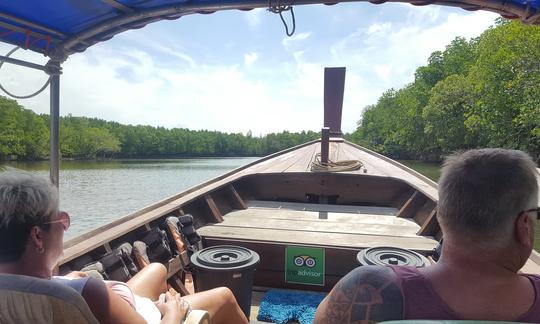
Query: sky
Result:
<box><xmin>0</xmin><ymin>3</ymin><xmax>498</xmax><ymax>136</ymax></box>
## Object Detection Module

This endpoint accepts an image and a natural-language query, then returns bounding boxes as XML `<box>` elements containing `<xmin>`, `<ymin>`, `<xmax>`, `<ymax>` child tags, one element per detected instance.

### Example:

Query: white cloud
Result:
<box><xmin>244</xmin><ymin>52</ymin><xmax>258</xmax><ymax>66</ymax></box>
<box><xmin>0</xmin><ymin>42</ymin><xmax>323</xmax><ymax>135</ymax></box>
<box><xmin>282</xmin><ymin>32</ymin><xmax>312</xmax><ymax>50</ymax></box>
<box><xmin>245</xmin><ymin>8</ymin><xmax>264</xmax><ymax>28</ymax></box>
<box><xmin>119</xmin><ymin>32</ymin><xmax>196</xmax><ymax>68</ymax></box>
<box><xmin>367</xmin><ymin>22</ymin><xmax>392</xmax><ymax>34</ymax></box>
<box><xmin>0</xmin><ymin>6</ymin><xmax>499</xmax><ymax>136</ymax></box>
<box><xmin>374</xmin><ymin>65</ymin><xmax>392</xmax><ymax>81</ymax></box>
<box><xmin>405</xmin><ymin>5</ymin><xmax>441</xmax><ymax>25</ymax></box>
<box><xmin>328</xmin><ymin>10</ymin><xmax>497</xmax><ymax>131</ymax></box>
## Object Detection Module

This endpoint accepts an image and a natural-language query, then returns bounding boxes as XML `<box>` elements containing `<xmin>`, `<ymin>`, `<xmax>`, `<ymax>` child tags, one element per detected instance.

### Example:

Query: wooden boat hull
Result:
<box><xmin>59</xmin><ymin>140</ymin><xmax>540</xmax><ymax>292</ymax></box>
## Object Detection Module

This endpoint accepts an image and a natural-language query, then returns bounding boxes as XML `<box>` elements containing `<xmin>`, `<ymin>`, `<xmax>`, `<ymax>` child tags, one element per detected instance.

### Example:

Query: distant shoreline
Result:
<box><xmin>1</xmin><ymin>155</ymin><xmax>263</xmax><ymax>163</ymax></box>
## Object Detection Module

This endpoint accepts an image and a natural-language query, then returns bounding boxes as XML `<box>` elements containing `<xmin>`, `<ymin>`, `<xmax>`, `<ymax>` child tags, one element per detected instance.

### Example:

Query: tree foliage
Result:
<box><xmin>0</xmin><ymin>97</ymin><xmax>48</xmax><ymax>160</ymax></box>
<box><xmin>0</xmin><ymin>98</ymin><xmax>319</xmax><ymax>160</ymax></box>
<box><xmin>353</xmin><ymin>21</ymin><xmax>540</xmax><ymax>162</ymax></box>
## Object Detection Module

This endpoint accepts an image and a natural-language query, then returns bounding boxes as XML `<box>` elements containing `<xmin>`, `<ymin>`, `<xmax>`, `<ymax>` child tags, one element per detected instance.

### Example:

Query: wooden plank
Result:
<box><xmin>62</xmin><ymin>202</ymin><xmax>184</xmax><ymax>263</ymax></box>
<box><xmin>225</xmin><ymin>208</ymin><xmax>418</xmax><ymax>227</ymax></box>
<box><xmin>199</xmin><ymin>226</ymin><xmax>437</xmax><ymax>252</ymax></box>
<box><xmin>398</xmin><ymin>191</ymin><xmax>417</xmax><ymax>214</ymax></box>
<box><xmin>256</xmin><ymin>144</ymin><xmax>318</xmax><ymax>173</ymax></box>
<box><xmin>529</xmin><ymin>250</ymin><xmax>540</xmax><ymax>265</ymax></box>
<box><xmin>247</xmin><ymin>200</ymin><xmax>398</xmax><ymax>216</ymax></box>
<box><xmin>103</xmin><ymin>242</ymin><xmax>112</xmax><ymax>253</ymax></box>
<box><xmin>329</xmin><ymin>142</ymin><xmax>339</xmax><ymax>162</ymax></box>
<box><xmin>521</xmin><ymin>258</ymin><xmax>540</xmax><ymax>275</ymax></box>
<box><xmin>205</xmin><ymin>194</ymin><xmax>224</xmax><ymax>222</ymax></box>
<box><xmin>397</xmin><ymin>191</ymin><xmax>427</xmax><ymax>218</ymax></box>
<box><xmin>338</xmin><ymin>142</ymin><xmax>383</xmax><ymax>175</ymax></box>
<box><xmin>414</xmin><ymin>200</ymin><xmax>437</xmax><ymax>225</ymax></box>
<box><xmin>282</xmin><ymin>143</ymin><xmax>320</xmax><ymax>172</ymax></box>
<box><xmin>166</xmin><ymin>255</ymin><xmax>190</xmax><ymax>296</ymax></box>
<box><xmin>239</xmin><ymin>173</ymin><xmax>411</xmax><ymax>208</ymax></box>
<box><xmin>228</xmin><ymin>185</ymin><xmax>247</xmax><ymax>210</ymax></box>
<box><xmin>336</xmin><ymin>142</ymin><xmax>358</xmax><ymax>161</ymax></box>
<box><xmin>417</xmin><ymin>209</ymin><xmax>440</xmax><ymax>236</ymax></box>
<box><xmin>338</xmin><ymin>143</ymin><xmax>438</xmax><ymax>200</ymax></box>
<box><xmin>218</xmin><ymin>215</ymin><xmax>421</xmax><ymax>238</ymax></box>
<box><xmin>250</xmin><ymin>291</ymin><xmax>265</xmax><ymax>322</ymax></box>
<box><xmin>168</xmin><ymin>274</ymin><xmax>190</xmax><ymax>296</ymax></box>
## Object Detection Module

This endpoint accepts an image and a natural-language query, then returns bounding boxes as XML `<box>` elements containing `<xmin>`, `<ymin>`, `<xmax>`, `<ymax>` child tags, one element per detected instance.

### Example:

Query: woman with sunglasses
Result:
<box><xmin>0</xmin><ymin>171</ymin><xmax>248</xmax><ymax>324</ymax></box>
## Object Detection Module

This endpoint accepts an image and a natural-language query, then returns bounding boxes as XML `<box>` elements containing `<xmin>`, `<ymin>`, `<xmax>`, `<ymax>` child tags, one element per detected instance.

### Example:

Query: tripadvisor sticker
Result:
<box><xmin>285</xmin><ymin>246</ymin><xmax>325</xmax><ymax>286</ymax></box>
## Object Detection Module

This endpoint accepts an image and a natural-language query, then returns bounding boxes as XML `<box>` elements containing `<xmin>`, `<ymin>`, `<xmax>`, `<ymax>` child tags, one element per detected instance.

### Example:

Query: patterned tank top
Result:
<box><xmin>389</xmin><ymin>265</ymin><xmax>540</xmax><ymax>322</ymax></box>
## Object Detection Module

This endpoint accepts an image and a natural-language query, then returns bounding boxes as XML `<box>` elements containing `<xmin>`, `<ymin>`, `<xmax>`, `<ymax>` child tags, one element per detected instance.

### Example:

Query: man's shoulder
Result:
<box><xmin>313</xmin><ymin>265</ymin><xmax>403</xmax><ymax>324</ymax></box>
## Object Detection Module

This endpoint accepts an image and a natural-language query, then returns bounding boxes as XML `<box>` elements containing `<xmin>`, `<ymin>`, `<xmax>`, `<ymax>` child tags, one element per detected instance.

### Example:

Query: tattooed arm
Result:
<box><xmin>313</xmin><ymin>266</ymin><xmax>403</xmax><ymax>324</ymax></box>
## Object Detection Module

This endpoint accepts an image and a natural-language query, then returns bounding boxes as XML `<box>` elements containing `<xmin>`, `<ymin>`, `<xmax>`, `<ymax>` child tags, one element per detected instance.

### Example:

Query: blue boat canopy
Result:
<box><xmin>0</xmin><ymin>0</ymin><xmax>539</xmax><ymax>61</ymax></box>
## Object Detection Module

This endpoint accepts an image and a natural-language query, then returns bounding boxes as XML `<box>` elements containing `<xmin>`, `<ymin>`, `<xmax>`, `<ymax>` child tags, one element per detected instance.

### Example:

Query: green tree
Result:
<box><xmin>423</xmin><ymin>74</ymin><xmax>476</xmax><ymax>156</ymax></box>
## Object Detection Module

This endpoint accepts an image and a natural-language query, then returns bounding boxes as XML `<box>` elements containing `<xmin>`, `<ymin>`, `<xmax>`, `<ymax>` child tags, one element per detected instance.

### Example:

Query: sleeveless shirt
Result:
<box><xmin>389</xmin><ymin>266</ymin><xmax>540</xmax><ymax>322</ymax></box>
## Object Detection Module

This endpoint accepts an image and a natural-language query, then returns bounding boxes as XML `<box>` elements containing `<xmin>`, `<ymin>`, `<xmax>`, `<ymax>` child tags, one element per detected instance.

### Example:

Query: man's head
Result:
<box><xmin>437</xmin><ymin>148</ymin><xmax>538</xmax><ymax>253</ymax></box>
<box><xmin>0</xmin><ymin>171</ymin><xmax>64</xmax><ymax>271</ymax></box>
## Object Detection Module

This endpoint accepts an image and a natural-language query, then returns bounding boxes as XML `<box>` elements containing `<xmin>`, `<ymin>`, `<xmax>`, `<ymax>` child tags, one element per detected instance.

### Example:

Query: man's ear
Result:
<box><xmin>28</xmin><ymin>226</ymin><xmax>45</xmax><ymax>251</ymax></box>
<box><xmin>515</xmin><ymin>212</ymin><xmax>534</xmax><ymax>248</ymax></box>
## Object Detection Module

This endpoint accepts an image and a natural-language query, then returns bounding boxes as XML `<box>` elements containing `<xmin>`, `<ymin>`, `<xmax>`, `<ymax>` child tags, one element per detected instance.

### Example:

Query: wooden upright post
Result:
<box><xmin>321</xmin><ymin>127</ymin><xmax>330</xmax><ymax>164</ymax></box>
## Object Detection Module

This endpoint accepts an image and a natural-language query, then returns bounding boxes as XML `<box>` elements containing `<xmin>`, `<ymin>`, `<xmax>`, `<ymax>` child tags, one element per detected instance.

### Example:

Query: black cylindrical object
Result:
<box><xmin>357</xmin><ymin>246</ymin><xmax>430</xmax><ymax>268</ymax></box>
<box><xmin>191</xmin><ymin>245</ymin><xmax>260</xmax><ymax>318</ymax></box>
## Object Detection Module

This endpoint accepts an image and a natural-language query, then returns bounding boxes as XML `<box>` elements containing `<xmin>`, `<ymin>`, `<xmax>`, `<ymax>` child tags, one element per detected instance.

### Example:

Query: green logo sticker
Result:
<box><xmin>285</xmin><ymin>246</ymin><xmax>325</xmax><ymax>286</ymax></box>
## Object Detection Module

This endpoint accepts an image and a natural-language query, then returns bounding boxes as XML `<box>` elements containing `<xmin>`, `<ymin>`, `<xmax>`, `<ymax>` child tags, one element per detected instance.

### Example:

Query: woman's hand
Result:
<box><xmin>156</xmin><ymin>292</ymin><xmax>189</xmax><ymax>324</ymax></box>
<box><xmin>65</xmin><ymin>271</ymin><xmax>88</xmax><ymax>278</ymax></box>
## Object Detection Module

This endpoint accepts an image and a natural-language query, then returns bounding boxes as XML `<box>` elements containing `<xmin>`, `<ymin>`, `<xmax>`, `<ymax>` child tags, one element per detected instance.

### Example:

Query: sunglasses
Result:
<box><xmin>42</xmin><ymin>211</ymin><xmax>70</xmax><ymax>231</ymax></box>
<box><xmin>523</xmin><ymin>207</ymin><xmax>540</xmax><ymax>220</ymax></box>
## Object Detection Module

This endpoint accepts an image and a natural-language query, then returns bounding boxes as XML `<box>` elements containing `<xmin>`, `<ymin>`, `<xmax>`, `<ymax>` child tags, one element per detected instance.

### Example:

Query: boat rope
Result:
<box><xmin>0</xmin><ymin>46</ymin><xmax>52</xmax><ymax>99</ymax></box>
<box><xmin>268</xmin><ymin>0</ymin><xmax>296</xmax><ymax>37</ymax></box>
<box><xmin>310</xmin><ymin>153</ymin><xmax>366</xmax><ymax>173</ymax></box>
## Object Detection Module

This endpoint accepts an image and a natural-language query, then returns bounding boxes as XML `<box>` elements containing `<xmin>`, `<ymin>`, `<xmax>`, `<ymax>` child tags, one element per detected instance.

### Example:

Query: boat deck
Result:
<box><xmin>198</xmin><ymin>200</ymin><xmax>438</xmax><ymax>252</ymax></box>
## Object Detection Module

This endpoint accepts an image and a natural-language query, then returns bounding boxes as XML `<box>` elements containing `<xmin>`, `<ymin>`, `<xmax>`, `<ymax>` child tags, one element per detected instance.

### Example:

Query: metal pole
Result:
<box><xmin>0</xmin><ymin>54</ymin><xmax>48</xmax><ymax>71</ymax></box>
<box><xmin>49</xmin><ymin>73</ymin><xmax>60</xmax><ymax>188</ymax></box>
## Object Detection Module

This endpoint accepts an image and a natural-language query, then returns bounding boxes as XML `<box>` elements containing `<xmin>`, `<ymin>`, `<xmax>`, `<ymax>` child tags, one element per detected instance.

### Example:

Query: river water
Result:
<box><xmin>4</xmin><ymin>157</ymin><xmax>440</xmax><ymax>240</ymax></box>
<box><xmin>4</xmin><ymin>158</ymin><xmax>257</xmax><ymax>240</ymax></box>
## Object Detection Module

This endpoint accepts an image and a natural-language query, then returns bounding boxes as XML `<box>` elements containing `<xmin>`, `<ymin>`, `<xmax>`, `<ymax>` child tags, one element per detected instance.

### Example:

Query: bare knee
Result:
<box><xmin>146</xmin><ymin>262</ymin><xmax>167</xmax><ymax>278</ymax></box>
<box><xmin>214</xmin><ymin>287</ymin><xmax>237</xmax><ymax>305</ymax></box>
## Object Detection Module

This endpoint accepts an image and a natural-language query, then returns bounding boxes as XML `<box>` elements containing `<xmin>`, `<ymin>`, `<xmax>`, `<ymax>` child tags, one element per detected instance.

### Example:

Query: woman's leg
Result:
<box><xmin>183</xmin><ymin>287</ymin><xmax>248</xmax><ymax>324</ymax></box>
<box><xmin>127</xmin><ymin>262</ymin><xmax>167</xmax><ymax>301</ymax></box>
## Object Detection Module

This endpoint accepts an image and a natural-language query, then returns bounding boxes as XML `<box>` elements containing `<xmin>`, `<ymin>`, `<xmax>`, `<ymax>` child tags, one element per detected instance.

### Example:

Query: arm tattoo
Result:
<box><xmin>314</xmin><ymin>266</ymin><xmax>403</xmax><ymax>324</ymax></box>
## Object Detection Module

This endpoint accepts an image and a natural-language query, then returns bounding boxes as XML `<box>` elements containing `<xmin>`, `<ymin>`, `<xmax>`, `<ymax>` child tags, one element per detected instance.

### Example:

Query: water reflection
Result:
<box><xmin>398</xmin><ymin>160</ymin><xmax>441</xmax><ymax>182</ymax></box>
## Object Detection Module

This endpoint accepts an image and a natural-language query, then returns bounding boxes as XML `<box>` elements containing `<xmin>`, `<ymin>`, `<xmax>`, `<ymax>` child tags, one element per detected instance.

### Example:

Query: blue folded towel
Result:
<box><xmin>257</xmin><ymin>290</ymin><xmax>326</xmax><ymax>324</ymax></box>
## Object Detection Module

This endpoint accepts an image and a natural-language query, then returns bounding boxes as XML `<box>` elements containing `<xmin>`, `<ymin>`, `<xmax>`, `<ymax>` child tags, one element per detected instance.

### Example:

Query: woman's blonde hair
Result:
<box><xmin>0</xmin><ymin>171</ymin><xmax>58</xmax><ymax>262</ymax></box>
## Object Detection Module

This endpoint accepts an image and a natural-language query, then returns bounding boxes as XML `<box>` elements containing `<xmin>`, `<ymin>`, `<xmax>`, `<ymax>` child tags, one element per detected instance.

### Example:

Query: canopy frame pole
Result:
<box><xmin>49</xmin><ymin>74</ymin><xmax>60</xmax><ymax>187</ymax></box>
<box><xmin>47</xmin><ymin>60</ymin><xmax>62</xmax><ymax>188</ymax></box>
<box><xmin>0</xmin><ymin>52</ymin><xmax>63</xmax><ymax>188</ymax></box>
<box><xmin>0</xmin><ymin>55</ymin><xmax>48</xmax><ymax>71</ymax></box>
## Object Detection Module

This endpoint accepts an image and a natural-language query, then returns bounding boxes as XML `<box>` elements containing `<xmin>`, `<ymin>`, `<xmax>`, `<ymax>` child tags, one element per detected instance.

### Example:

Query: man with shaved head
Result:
<box><xmin>314</xmin><ymin>148</ymin><xmax>540</xmax><ymax>323</ymax></box>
